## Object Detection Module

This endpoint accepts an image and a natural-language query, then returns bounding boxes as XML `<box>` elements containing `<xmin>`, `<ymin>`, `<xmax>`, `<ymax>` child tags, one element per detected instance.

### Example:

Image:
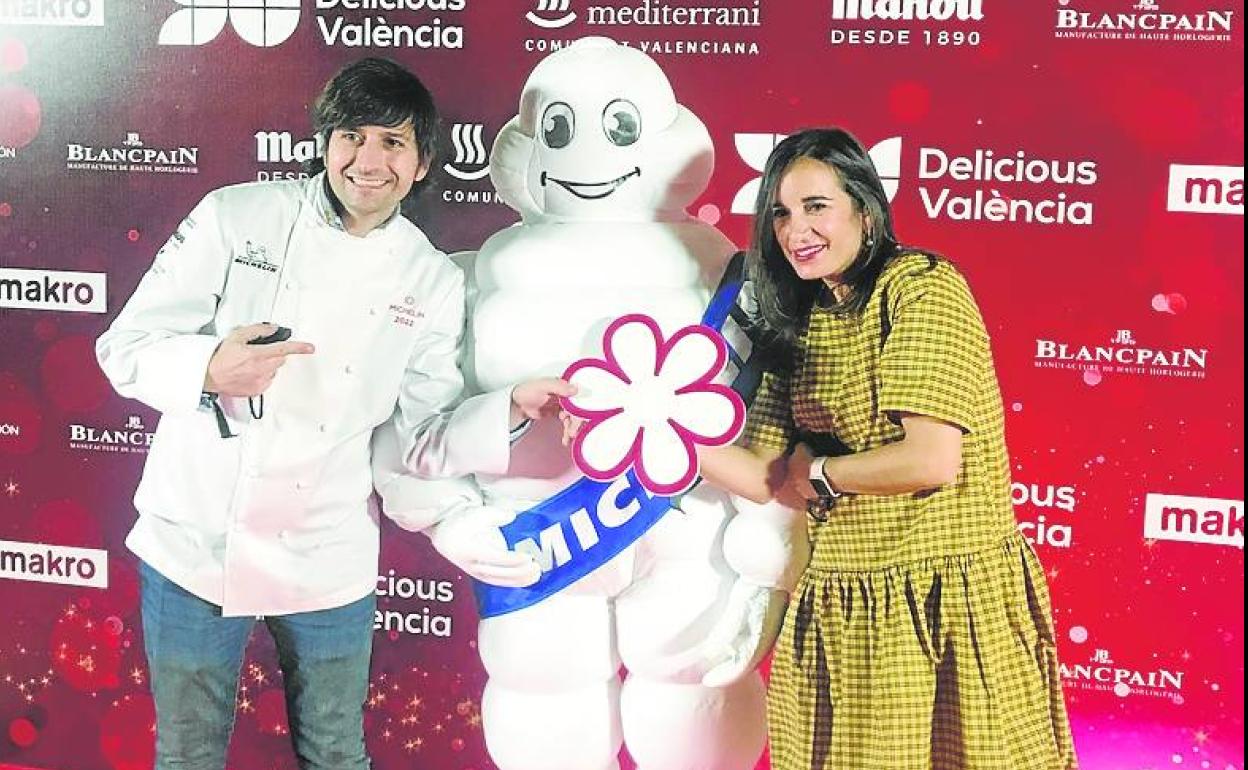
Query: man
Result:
<box><xmin>95</xmin><ymin>57</ymin><xmax>569</xmax><ymax>770</ymax></box>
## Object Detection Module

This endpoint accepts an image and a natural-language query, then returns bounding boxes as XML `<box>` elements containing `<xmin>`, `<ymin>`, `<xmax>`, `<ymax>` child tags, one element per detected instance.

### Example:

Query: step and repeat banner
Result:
<box><xmin>1</xmin><ymin>1</ymin><xmax>1244</xmax><ymax>769</ymax></box>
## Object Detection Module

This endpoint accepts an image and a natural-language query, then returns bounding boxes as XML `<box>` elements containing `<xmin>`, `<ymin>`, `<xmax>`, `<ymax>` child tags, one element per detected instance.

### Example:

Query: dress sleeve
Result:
<box><xmin>741</xmin><ymin>367</ymin><xmax>795</xmax><ymax>453</ymax></box>
<box><xmin>878</xmin><ymin>262</ymin><xmax>990</xmax><ymax>434</ymax></box>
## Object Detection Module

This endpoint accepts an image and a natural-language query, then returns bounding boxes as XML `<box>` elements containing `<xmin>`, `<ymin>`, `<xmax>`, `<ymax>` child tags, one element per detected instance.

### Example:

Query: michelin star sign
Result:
<box><xmin>561</xmin><ymin>315</ymin><xmax>745</xmax><ymax>495</ymax></box>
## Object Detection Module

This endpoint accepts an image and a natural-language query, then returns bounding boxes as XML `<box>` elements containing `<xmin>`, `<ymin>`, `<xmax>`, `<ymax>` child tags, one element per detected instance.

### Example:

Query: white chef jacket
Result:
<box><xmin>96</xmin><ymin>174</ymin><xmax>511</xmax><ymax>616</ymax></box>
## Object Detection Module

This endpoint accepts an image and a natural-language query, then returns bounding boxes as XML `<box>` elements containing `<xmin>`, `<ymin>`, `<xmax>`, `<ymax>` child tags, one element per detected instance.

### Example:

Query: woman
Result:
<box><xmin>698</xmin><ymin>128</ymin><xmax>1078</xmax><ymax>769</ymax></box>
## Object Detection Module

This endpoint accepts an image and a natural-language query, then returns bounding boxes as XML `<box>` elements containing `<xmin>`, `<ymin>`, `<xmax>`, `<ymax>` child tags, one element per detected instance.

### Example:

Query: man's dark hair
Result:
<box><xmin>306</xmin><ymin>57</ymin><xmax>439</xmax><ymax>180</ymax></box>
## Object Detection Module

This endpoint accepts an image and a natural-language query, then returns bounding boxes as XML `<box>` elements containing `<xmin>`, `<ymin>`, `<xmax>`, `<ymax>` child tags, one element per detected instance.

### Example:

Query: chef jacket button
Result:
<box><xmin>369</xmin><ymin>308</ymin><xmax>377</xmax><ymax>316</ymax></box>
<box><xmin>318</xmin><ymin>424</ymin><xmax>327</xmax><ymax>433</ymax></box>
<box><xmin>344</xmin><ymin>365</ymin><xmax>353</xmax><ymax>375</ymax></box>
<box><xmin>284</xmin><ymin>281</ymin><xmax>293</xmax><ymax>290</ymax></box>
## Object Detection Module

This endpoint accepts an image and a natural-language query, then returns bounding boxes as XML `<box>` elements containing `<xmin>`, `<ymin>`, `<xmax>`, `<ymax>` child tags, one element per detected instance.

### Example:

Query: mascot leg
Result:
<box><xmin>621</xmin><ymin>674</ymin><xmax>767</xmax><ymax>770</ymax></box>
<box><xmin>478</xmin><ymin>593</ymin><xmax>623</xmax><ymax>770</ymax></box>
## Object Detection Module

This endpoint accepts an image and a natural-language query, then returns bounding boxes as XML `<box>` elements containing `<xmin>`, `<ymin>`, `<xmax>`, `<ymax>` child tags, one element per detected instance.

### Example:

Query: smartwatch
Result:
<box><xmin>808</xmin><ymin>456</ymin><xmax>842</xmax><ymax>500</ymax></box>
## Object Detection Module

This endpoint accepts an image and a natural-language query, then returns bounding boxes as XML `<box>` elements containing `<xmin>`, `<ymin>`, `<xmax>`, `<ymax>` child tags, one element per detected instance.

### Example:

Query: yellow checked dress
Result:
<box><xmin>746</xmin><ymin>254</ymin><xmax>1077</xmax><ymax>770</ymax></box>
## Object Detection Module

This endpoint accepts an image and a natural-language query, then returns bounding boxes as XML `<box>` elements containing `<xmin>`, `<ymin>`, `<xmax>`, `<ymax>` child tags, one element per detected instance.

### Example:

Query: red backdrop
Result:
<box><xmin>1</xmin><ymin>1</ymin><xmax>1243</xmax><ymax>768</ymax></box>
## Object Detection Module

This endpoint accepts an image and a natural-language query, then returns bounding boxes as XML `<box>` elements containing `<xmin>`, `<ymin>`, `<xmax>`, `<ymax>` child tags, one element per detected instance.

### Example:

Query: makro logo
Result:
<box><xmin>443</xmin><ymin>122</ymin><xmax>490</xmax><ymax>181</ymax></box>
<box><xmin>1013</xmin><ymin>481</ymin><xmax>1076</xmax><ymax>549</ymax></box>
<box><xmin>1167</xmin><ymin>164</ymin><xmax>1244</xmax><ymax>215</ymax></box>
<box><xmin>0</xmin><ymin>0</ymin><xmax>104</xmax><ymax>26</ymax></box>
<box><xmin>0</xmin><ymin>538</ymin><xmax>108</xmax><ymax>589</ymax></box>
<box><xmin>527</xmin><ymin>0</ymin><xmax>575</xmax><ymax>28</ymax></box>
<box><xmin>0</xmin><ymin>268</ymin><xmax>106</xmax><ymax>314</ymax></box>
<box><xmin>831</xmin><ymin>0</ymin><xmax>984</xmax><ymax>47</ymax></box>
<box><xmin>158</xmin><ymin>0</ymin><xmax>300</xmax><ymax>47</ymax></box>
<box><xmin>1055</xmin><ymin>0</ymin><xmax>1235</xmax><ymax>43</ymax></box>
<box><xmin>731</xmin><ymin>133</ymin><xmax>902</xmax><ymax>214</ymax></box>
<box><xmin>1034</xmin><ymin>328</ymin><xmax>1208</xmax><ymax>381</ymax></box>
<box><xmin>68</xmin><ymin>414</ymin><xmax>155</xmax><ymax>455</ymax></box>
<box><xmin>255</xmin><ymin>129</ymin><xmax>318</xmax><ymax>180</ymax></box>
<box><xmin>1144</xmin><ymin>493</ymin><xmax>1243</xmax><ymax>548</ymax></box>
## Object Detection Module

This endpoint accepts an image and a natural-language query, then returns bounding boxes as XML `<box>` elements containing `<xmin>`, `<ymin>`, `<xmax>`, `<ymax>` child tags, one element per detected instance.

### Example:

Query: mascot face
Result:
<box><xmin>490</xmin><ymin>37</ymin><xmax>715</xmax><ymax>223</ymax></box>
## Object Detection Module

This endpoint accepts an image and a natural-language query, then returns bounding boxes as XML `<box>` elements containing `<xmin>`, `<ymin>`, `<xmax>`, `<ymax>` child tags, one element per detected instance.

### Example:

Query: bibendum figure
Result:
<box><xmin>375</xmin><ymin>38</ymin><xmax>809</xmax><ymax>770</ymax></box>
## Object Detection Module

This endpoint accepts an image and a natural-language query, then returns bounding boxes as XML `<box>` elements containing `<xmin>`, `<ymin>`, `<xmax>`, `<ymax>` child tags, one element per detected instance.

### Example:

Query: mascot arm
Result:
<box><xmin>372</xmin><ymin>419</ymin><xmax>541</xmax><ymax>588</ymax></box>
<box><xmin>699</xmin><ymin>496</ymin><xmax>812</xmax><ymax>688</ymax></box>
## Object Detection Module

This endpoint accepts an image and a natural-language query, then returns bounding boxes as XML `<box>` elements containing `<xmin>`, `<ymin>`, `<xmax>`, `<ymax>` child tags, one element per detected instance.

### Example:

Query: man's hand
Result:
<box><xmin>509</xmin><ymin>377</ymin><xmax>577</xmax><ymax>428</ymax></box>
<box><xmin>204</xmin><ymin>323</ymin><xmax>315</xmax><ymax>397</ymax></box>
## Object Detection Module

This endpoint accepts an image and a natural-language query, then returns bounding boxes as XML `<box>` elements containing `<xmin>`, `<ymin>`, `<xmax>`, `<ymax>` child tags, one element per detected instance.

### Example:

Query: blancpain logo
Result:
<box><xmin>68</xmin><ymin>414</ymin><xmax>154</xmax><ymax>454</ymax></box>
<box><xmin>731</xmin><ymin>133</ymin><xmax>902</xmax><ymax>214</ymax></box>
<box><xmin>1061</xmin><ymin>645</ymin><xmax>1185</xmax><ymax>701</ymax></box>
<box><xmin>919</xmin><ymin>146</ymin><xmax>1098</xmax><ymax>225</ymax></box>
<box><xmin>66</xmin><ymin>132</ymin><xmax>199</xmax><ymax>175</ymax></box>
<box><xmin>255</xmin><ymin>130</ymin><xmax>318</xmax><ymax>181</ymax></box>
<box><xmin>315</xmin><ymin>0</ymin><xmax>467</xmax><ymax>49</ymax></box>
<box><xmin>524</xmin><ymin>0</ymin><xmax>763</xmax><ymax>57</ymax></box>
<box><xmin>1054</xmin><ymin>0</ymin><xmax>1235</xmax><ymax>42</ymax></box>
<box><xmin>1034</xmin><ymin>328</ymin><xmax>1208</xmax><ymax>380</ymax></box>
<box><xmin>0</xmin><ymin>0</ymin><xmax>104</xmax><ymax>26</ymax></box>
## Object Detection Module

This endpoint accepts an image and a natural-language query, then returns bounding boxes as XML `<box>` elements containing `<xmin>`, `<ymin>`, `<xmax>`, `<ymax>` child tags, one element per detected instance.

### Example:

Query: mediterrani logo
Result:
<box><xmin>527</xmin><ymin>0</ymin><xmax>576</xmax><ymax>28</ymax></box>
<box><xmin>443</xmin><ymin>122</ymin><xmax>490</xmax><ymax>181</ymax></box>
<box><xmin>730</xmin><ymin>133</ymin><xmax>902</xmax><ymax>214</ymax></box>
<box><xmin>158</xmin><ymin>0</ymin><xmax>300</xmax><ymax>47</ymax></box>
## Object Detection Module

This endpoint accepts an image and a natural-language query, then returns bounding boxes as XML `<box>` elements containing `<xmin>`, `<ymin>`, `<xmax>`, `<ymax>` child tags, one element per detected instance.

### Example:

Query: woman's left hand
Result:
<box><xmin>784</xmin><ymin>443</ymin><xmax>822</xmax><ymax>504</ymax></box>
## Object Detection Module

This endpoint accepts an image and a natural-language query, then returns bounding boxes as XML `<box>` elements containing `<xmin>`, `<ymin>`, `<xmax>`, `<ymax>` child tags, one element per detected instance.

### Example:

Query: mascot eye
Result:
<box><xmin>602</xmin><ymin>99</ymin><xmax>641</xmax><ymax>146</ymax></box>
<box><xmin>541</xmin><ymin>102</ymin><xmax>575</xmax><ymax>149</ymax></box>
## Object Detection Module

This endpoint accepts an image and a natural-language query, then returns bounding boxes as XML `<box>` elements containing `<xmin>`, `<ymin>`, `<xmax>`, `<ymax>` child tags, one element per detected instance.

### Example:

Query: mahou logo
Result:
<box><xmin>731</xmin><ymin>133</ymin><xmax>902</xmax><ymax>214</ymax></box>
<box><xmin>158</xmin><ymin>0</ymin><xmax>301</xmax><ymax>47</ymax></box>
<box><xmin>527</xmin><ymin>0</ymin><xmax>576</xmax><ymax>28</ymax></box>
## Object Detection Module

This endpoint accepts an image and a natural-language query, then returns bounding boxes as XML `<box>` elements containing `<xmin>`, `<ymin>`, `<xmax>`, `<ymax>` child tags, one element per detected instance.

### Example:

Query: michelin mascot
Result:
<box><xmin>375</xmin><ymin>38</ymin><xmax>809</xmax><ymax>770</ymax></box>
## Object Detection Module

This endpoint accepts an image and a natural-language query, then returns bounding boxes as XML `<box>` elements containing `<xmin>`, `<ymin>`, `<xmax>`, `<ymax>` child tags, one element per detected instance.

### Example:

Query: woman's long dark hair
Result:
<box><xmin>746</xmin><ymin>128</ymin><xmax>904</xmax><ymax>366</ymax></box>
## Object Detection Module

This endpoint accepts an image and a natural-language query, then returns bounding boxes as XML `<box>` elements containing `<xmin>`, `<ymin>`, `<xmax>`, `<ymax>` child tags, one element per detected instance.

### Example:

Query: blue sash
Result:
<box><xmin>474</xmin><ymin>256</ymin><xmax>752</xmax><ymax>618</ymax></box>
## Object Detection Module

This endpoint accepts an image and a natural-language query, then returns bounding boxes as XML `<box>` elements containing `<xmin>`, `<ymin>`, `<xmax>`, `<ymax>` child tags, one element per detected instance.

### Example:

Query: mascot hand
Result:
<box><xmin>430</xmin><ymin>506</ymin><xmax>543</xmax><ymax>588</ymax></box>
<box><xmin>700</xmin><ymin>581</ymin><xmax>788</xmax><ymax>688</ymax></box>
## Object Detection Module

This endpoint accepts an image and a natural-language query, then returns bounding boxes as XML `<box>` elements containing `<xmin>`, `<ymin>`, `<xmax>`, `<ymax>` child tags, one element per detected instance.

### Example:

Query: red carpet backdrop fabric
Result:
<box><xmin>0</xmin><ymin>1</ymin><xmax>1244</xmax><ymax>769</ymax></box>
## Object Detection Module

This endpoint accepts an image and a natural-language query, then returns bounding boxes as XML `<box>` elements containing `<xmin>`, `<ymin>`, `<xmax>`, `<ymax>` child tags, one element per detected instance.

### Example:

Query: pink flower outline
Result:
<box><xmin>560</xmin><ymin>314</ymin><xmax>746</xmax><ymax>496</ymax></box>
